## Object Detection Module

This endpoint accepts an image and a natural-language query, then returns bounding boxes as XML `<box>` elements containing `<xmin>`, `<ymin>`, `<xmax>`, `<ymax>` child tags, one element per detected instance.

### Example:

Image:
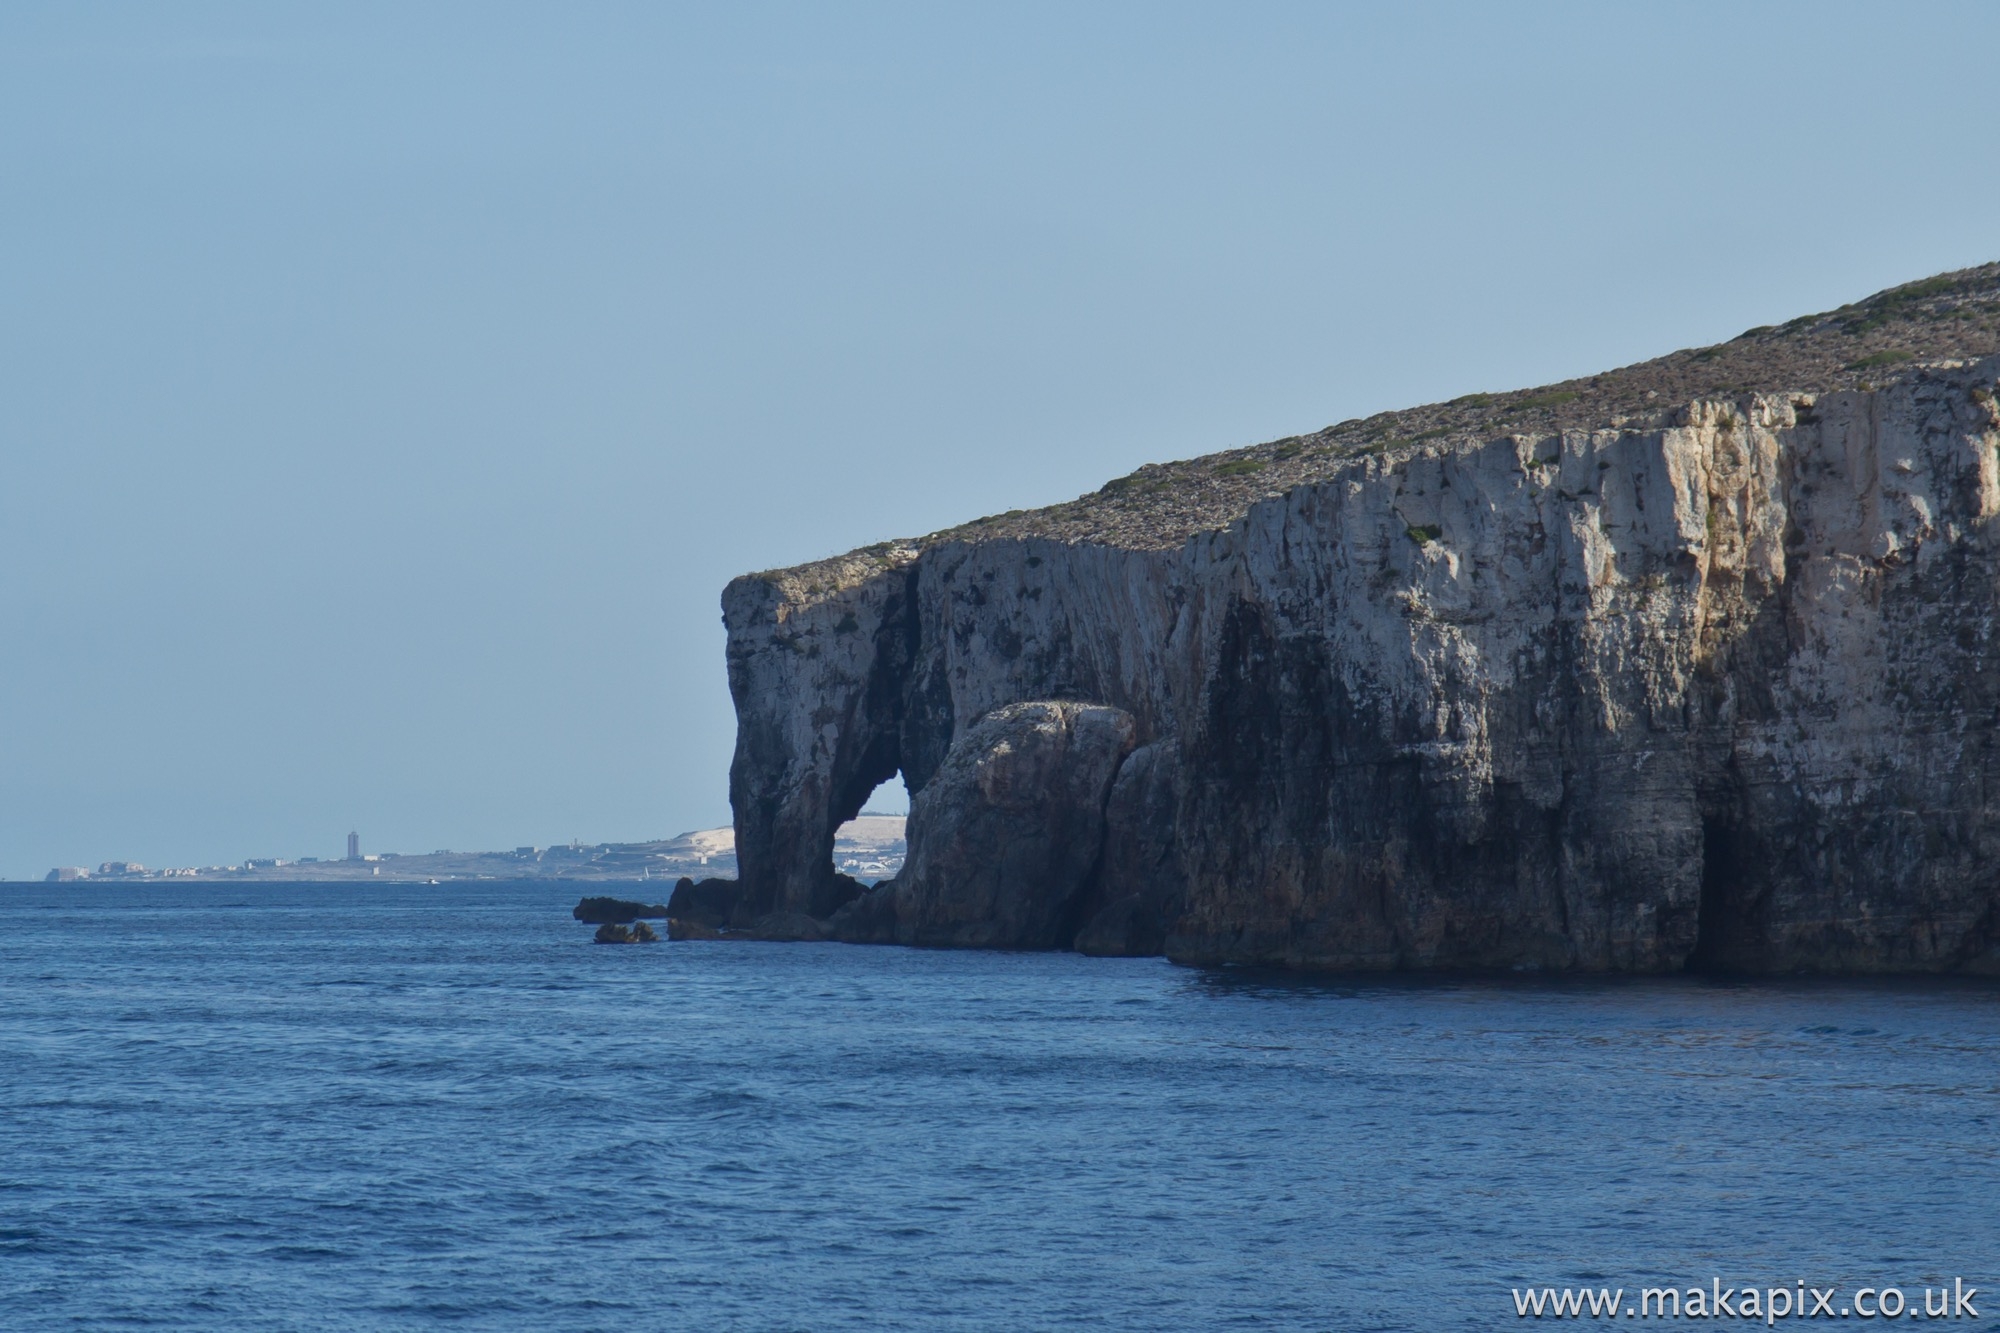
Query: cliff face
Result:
<box><xmin>722</xmin><ymin>267</ymin><xmax>2000</xmax><ymax>973</ymax></box>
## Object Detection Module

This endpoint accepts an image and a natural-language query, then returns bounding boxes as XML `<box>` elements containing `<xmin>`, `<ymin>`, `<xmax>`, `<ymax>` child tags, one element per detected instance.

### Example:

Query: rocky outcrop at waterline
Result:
<box><xmin>594</xmin><ymin>920</ymin><xmax>659</xmax><ymax>944</ymax></box>
<box><xmin>722</xmin><ymin>264</ymin><xmax>2000</xmax><ymax>974</ymax></box>
<box><xmin>572</xmin><ymin>895</ymin><xmax>671</xmax><ymax>925</ymax></box>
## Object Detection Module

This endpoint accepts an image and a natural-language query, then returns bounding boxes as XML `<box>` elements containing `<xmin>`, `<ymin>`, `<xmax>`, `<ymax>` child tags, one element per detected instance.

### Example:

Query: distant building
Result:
<box><xmin>347</xmin><ymin>832</ymin><xmax>360</xmax><ymax>861</ymax></box>
<box><xmin>97</xmin><ymin>861</ymin><xmax>143</xmax><ymax>876</ymax></box>
<box><xmin>45</xmin><ymin>867</ymin><xmax>88</xmax><ymax>882</ymax></box>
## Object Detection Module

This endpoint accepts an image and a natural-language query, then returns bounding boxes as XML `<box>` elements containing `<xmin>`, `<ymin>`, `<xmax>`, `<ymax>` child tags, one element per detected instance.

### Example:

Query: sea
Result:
<box><xmin>1</xmin><ymin>880</ymin><xmax>1996</xmax><ymax>1332</ymax></box>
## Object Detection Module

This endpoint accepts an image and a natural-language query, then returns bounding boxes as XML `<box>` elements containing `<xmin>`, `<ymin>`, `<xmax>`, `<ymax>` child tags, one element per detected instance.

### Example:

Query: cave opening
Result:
<box><xmin>1689</xmin><ymin>816</ymin><xmax>1753</xmax><ymax>973</ymax></box>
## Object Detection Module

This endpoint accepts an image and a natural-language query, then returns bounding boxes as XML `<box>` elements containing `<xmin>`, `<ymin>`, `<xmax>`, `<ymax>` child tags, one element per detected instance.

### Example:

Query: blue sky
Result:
<box><xmin>4</xmin><ymin>2</ymin><xmax>1998</xmax><ymax>877</ymax></box>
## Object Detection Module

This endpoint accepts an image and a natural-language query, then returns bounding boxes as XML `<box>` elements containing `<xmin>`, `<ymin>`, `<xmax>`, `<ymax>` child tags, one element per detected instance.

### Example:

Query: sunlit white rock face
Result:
<box><xmin>724</xmin><ymin>358</ymin><xmax>2000</xmax><ymax>973</ymax></box>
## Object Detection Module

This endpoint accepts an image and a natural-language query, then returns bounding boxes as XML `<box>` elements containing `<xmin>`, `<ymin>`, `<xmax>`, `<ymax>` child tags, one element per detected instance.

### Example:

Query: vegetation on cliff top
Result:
<box><xmin>748</xmin><ymin>263</ymin><xmax>2000</xmax><ymax>584</ymax></box>
<box><xmin>924</xmin><ymin>262</ymin><xmax>2000</xmax><ymax>550</ymax></box>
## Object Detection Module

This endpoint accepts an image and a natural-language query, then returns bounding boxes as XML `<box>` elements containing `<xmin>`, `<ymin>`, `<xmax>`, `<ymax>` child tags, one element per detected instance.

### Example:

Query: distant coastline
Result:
<box><xmin>35</xmin><ymin>815</ymin><xmax>905</xmax><ymax>887</ymax></box>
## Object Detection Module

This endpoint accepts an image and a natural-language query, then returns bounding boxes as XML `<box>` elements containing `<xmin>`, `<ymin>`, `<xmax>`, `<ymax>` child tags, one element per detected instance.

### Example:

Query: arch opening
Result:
<box><xmin>831</xmin><ymin>773</ymin><xmax>909</xmax><ymax>892</ymax></box>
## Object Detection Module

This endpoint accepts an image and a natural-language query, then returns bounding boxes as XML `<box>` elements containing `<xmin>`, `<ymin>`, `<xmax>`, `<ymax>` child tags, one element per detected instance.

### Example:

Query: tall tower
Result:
<box><xmin>347</xmin><ymin>831</ymin><xmax>360</xmax><ymax>861</ymax></box>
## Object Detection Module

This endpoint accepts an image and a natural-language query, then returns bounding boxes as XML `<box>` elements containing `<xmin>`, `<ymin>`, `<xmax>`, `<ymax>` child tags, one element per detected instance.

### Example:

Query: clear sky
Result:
<box><xmin>4</xmin><ymin>2</ymin><xmax>1998</xmax><ymax>878</ymax></box>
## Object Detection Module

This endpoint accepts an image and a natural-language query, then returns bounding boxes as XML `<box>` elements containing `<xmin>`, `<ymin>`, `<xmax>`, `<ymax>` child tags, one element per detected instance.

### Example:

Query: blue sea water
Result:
<box><xmin>1</xmin><ymin>882</ymin><xmax>1996</xmax><ymax>1332</ymax></box>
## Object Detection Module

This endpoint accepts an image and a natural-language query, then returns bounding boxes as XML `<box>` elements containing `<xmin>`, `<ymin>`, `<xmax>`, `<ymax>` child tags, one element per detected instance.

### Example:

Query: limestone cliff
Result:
<box><xmin>723</xmin><ymin>264</ymin><xmax>2000</xmax><ymax>973</ymax></box>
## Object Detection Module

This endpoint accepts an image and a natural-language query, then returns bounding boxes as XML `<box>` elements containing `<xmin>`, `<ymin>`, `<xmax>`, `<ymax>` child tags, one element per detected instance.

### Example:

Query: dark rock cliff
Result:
<box><xmin>722</xmin><ymin>265</ymin><xmax>2000</xmax><ymax>973</ymax></box>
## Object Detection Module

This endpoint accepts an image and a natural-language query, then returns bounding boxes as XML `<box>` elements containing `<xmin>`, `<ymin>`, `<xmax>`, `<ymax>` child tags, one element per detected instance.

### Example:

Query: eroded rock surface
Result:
<box><xmin>722</xmin><ymin>267</ymin><xmax>2000</xmax><ymax>973</ymax></box>
<box><xmin>1070</xmin><ymin>742</ymin><xmax>1184</xmax><ymax>957</ymax></box>
<box><xmin>889</xmin><ymin>701</ymin><xmax>1135</xmax><ymax>949</ymax></box>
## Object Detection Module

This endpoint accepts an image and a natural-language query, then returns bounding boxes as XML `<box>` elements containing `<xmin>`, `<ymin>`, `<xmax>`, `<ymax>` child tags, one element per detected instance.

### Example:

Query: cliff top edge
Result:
<box><xmin>746</xmin><ymin>262</ymin><xmax>2000</xmax><ymax>578</ymax></box>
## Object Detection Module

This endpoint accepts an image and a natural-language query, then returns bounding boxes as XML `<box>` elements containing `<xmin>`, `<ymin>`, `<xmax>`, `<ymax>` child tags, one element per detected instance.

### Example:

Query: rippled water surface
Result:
<box><xmin>2</xmin><ymin>881</ymin><xmax>1997</xmax><ymax>1331</ymax></box>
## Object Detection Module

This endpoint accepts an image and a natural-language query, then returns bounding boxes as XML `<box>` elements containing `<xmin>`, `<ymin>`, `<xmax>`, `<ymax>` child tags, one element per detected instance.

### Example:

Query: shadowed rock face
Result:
<box><xmin>572</xmin><ymin>896</ymin><xmax>669</xmax><ymax>924</ymax></box>
<box><xmin>891</xmin><ymin>701</ymin><xmax>1136</xmax><ymax>949</ymax></box>
<box><xmin>724</xmin><ymin>547</ymin><xmax>919</xmax><ymax>921</ymax></box>
<box><xmin>721</xmin><ymin>271</ymin><xmax>2000</xmax><ymax>973</ymax></box>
